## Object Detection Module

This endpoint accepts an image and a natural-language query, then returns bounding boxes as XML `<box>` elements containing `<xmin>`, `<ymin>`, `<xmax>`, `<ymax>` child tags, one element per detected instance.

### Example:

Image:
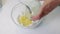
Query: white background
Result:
<box><xmin>0</xmin><ymin>0</ymin><xmax>60</xmax><ymax>34</ymax></box>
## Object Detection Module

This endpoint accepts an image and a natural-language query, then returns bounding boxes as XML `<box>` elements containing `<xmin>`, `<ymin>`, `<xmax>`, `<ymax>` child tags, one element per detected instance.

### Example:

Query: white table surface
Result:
<box><xmin>0</xmin><ymin>0</ymin><xmax>60</xmax><ymax>34</ymax></box>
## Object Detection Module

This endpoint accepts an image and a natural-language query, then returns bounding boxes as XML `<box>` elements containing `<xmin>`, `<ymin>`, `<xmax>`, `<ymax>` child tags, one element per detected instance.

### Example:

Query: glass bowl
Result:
<box><xmin>11</xmin><ymin>2</ymin><xmax>43</xmax><ymax>29</ymax></box>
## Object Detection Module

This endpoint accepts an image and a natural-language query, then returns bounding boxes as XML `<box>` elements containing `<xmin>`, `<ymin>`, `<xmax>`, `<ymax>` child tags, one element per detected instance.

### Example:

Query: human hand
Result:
<box><xmin>32</xmin><ymin>0</ymin><xmax>60</xmax><ymax>21</ymax></box>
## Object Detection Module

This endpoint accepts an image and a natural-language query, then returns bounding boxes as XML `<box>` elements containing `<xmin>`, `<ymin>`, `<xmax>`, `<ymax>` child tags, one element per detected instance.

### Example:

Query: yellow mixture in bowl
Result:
<box><xmin>18</xmin><ymin>16</ymin><xmax>32</xmax><ymax>27</ymax></box>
